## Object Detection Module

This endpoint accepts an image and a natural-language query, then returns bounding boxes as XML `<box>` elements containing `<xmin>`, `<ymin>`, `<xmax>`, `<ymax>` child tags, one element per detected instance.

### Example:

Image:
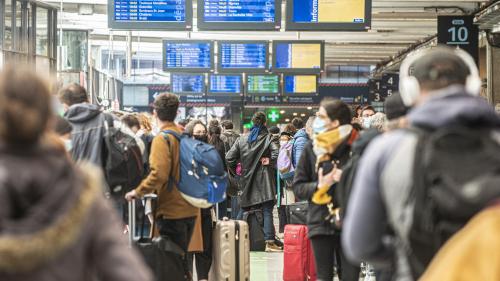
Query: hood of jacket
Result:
<box><xmin>223</xmin><ymin>130</ymin><xmax>239</xmax><ymax>139</ymax></box>
<box><xmin>408</xmin><ymin>86</ymin><xmax>500</xmax><ymax>129</ymax></box>
<box><xmin>0</xmin><ymin>144</ymin><xmax>99</xmax><ymax>273</ymax></box>
<box><xmin>293</xmin><ymin>128</ymin><xmax>309</xmax><ymax>141</ymax></box>
<box><xmin>65</xmin><ymin>103</ymin><xmax>102</xmax><ymax>124</ymax></box>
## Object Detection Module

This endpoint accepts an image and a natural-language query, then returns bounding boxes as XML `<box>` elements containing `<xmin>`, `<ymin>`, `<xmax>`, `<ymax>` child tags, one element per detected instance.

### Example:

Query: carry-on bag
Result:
<box><xmin>283</xmin><ymin>224</ymin><xmax>317</xmax><ymax>281</ymax></box>
<box><xmin>210</xmin><ymin>218</ymin><xmax>251</xmax><ymax>281</ymax></box>
<box><xmin>128</xmin><ymin>195</ymin><xmax>186</xmax><ymax>281</ymax></box>
<box><xmin>242</xmin><ymin>209</ymin><xmax>266</xmax><ymax>251</ymax></box>
<box><xmin>287</xmin><ymin>202</ymin><xmax>308</xmax><ymax>225</ymax></box>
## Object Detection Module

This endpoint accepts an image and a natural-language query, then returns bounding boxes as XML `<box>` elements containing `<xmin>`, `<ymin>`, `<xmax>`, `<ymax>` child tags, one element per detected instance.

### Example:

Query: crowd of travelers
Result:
<box><xmin>0</xmin><ymin>45</ymin><xmax>499</xmax><ymax>281</ymax></box>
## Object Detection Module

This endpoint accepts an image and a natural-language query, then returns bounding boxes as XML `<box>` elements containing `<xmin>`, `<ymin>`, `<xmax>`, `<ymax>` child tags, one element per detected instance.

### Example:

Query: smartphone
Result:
<box><xmin>320</xmin><ymin>161</ymin><xmax>334</xmax><ymax>175</ymax></box>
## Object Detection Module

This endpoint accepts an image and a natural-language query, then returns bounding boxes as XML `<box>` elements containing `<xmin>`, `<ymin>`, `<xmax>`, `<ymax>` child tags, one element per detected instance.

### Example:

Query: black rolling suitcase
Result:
<box><xmin>128</xmin><ymin>195</ymin><xmax>187</xmax><ymax>281</ymax></box>
<box><xmin>242</xmin><ymin>209</ymin><xmax>266</xmax><ymax>251</ymax></box>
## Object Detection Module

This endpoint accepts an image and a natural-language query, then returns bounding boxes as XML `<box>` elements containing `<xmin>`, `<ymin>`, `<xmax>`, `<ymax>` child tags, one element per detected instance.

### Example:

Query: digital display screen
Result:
<box><xmin>293</xmin><ymin>0</ymin><xmax>366</xmax><ymax>24</ymax></box>
<box><xmin>114</xmin><ymin>0</ymin><xmax>187</xmax><ymax>22</ymax></box>
<box><xmin>219</xmin><ymin>42</ymin><xmax>268</xmax><ymax>70</ymax></box>
<box><xmin>247</xmin><ymin>75</ymin><xmax>279</xmax><ymax>94</ymax></box>
<box><xmin>284</xmin><ymin>75</ymin><xmax>317</xmax><ymax>94</ymax></box>
<box><xmin>171</xmin><ymin>74</ymin><xmax>205</xmax><ymax>94</ymax></box>
<box><xmin>209</xmin><ymin>75</ymin><xmax>242</xmax><ymax>94</ymax></box>
<box><xmin>163</xmin><ymin>41</ymin><xmax>212</xmax><ymax>70</ymax></box>
<box><xmin>203</xmin><ymin>0</ymin><xmax>276</xmax><ymax>23</ymax></box>
<box><xmin>274</xmin><ymin>42</ymin><xmax>322</xmax><ymax>71</ymax></box>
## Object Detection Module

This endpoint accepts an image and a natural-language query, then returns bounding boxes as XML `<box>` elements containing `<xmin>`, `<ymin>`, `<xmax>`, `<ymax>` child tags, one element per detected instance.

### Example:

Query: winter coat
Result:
<box><xmin>65</xmin><ymin>103</ymin><xmax>145</xmax><ymax>167</ymax></box>
<box><xmin>226</xmin><ymin>128</ymin><xmax>279</xmax><ymax>208</ymax></box>
<box><xmin>0</xmin><ymin>143</ymin><xmax>152</xmax><ymax>281</ymax></box>
<box><xmin>293</xmin><ymin>132</ymin><xmax>356</xmax><ymax>238</ymax></box>
<box><xmin>292</xmin><ymin>128</ymin><xmax>309</xmax><ymax>168</ymax></box>
<box><xmin>221</xmin><ymin>130</ymin><xmax>240</xmax><ymax>153</ymax></box>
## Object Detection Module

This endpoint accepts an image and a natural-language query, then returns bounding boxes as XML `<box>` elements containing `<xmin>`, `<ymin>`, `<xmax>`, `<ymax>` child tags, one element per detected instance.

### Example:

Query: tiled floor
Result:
<box><xmin>250</xmin><ymin>252</ymin><xmax>284</xmax><ymax>281</ymax></box>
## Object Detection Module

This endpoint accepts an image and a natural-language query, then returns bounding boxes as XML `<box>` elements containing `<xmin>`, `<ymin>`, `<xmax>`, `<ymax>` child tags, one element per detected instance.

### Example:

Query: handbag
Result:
<box><xmin>287</xmin><ymin>201</ymin><xmax>308</xmax><ymax>225</ymax></box>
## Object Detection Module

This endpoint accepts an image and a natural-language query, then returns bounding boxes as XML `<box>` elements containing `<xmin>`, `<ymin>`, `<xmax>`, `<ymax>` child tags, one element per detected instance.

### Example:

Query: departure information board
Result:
<box><xmin>247</xmin><ymin>75</ymin><xmax>279</xmax><ymax>94</ymax></box>
<box><xmin>218</xmin><ymin>41</ymin><xmax>268</xmax><ymax>72</ymax></box>
<box><xmin>171</xmin><ymin>74</ymin><xmax>205</xmax><ymax>94</ymax></box>
<box><xmin>109</xmin><ymin>0</ymin><xmax>192</xmax><ymax>30</ymax></box>
<box><xmin>197</xmin><ymin>0</ymin><xmax>281</xmax><ymax>30</ymax></box>
<box><xmin>286</xmin><ymin>0</ymin><xmax>371</xmax><ymax>31</ymax></box>
<box><xmin>163</xmin><ymin>41</ymin><xmax>213</xmax><ymax>72</ymax></box>
<box><xmin>209</xmin><ymin>74</ymin><xmax>242</xmax><ymax>94</ymax></box>
<box><xmin>273</xmin><ymin>41</ymin><xmax>324</xmax><ymax>73</ymax></box>
<box><xmin>284</xmin><ymin>75</ymin><xmax>318</xmax><ymax>94</ymax></box>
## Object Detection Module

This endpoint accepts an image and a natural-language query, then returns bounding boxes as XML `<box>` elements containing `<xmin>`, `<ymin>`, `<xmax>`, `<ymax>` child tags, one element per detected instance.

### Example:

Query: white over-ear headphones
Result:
<box><xmin>399</xmin><ymin>47</ymin><xmax>482</xmax><ymax>106</ymax></box>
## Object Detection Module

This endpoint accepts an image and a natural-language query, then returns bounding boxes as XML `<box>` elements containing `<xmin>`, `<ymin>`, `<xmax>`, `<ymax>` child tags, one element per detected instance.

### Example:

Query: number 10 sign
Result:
<box><xmin>438</xmin><ymin>15</ymin><xmax>479</xmax><ymax>64</ymax></box>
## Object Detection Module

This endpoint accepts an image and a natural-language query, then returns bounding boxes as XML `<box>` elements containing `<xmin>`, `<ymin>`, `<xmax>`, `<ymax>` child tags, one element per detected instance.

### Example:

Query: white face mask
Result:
<box><xmin>280</xmin><ymin>141</ymin><xmax>288</xmax><ymax>146</ymax></box>
<box><xmin>362</xmin><ymin>117</ymin><xmax>372</xmax><ymax>129</ymax></box>
<box><xmin>63</xmin><ymin>139</ymin><xmax>73</xmax><ymax>152</ymax></box>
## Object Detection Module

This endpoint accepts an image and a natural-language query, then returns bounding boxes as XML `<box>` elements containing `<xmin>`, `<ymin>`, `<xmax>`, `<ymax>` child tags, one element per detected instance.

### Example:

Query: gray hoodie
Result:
<box><xmin>342</xmin><ymin>86</ymin><xmax>500</xmax><ymax>280</ymax></box>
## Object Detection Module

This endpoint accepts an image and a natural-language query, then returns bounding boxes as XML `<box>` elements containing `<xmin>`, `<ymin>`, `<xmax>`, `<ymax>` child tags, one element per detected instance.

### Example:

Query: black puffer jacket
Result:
<box><xmin>226</xmin><ymin>128</ymin><xmax>279</xmax><ymax>208</ymax></box>
<box><xmin>293</xmin><ymin>132</ymin><xmax>356</xmax><ymax>238</ymax></box>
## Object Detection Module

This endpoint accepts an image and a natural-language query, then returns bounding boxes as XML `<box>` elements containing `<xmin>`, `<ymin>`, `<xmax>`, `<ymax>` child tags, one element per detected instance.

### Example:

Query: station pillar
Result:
<box><xmin>487</xmin><ymin>44</ymin><xmax>500</xmax><ymax>110</ymax></box>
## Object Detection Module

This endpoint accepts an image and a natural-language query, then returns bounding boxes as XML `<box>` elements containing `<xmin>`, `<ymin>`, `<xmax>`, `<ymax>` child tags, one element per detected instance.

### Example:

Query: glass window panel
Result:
<box><xmin>60</xmin><ymin>30</ymin><xmax>88</xmax><ymax>71</ymax></box>
<box><xmin>359</xmin><ymin>65</ymin><xmax>371</xmax><ymax>83</ymax></box>
<box><xmin>36</xmin><ymin>7</ymin><xmax>48</xmax><ymax>56</ymax></box>
<box><xmin>4</xmin><ymin>0</ymin><xmax>12</xmax><ymax>50</ymax></box>
<box><xmin>339</xmin><ymin>65</ymin><xmax>359</xmax><ymax>83</ymax></box>
<box><xmin>15</xmin><ymin>0</ymin><xmax>22</xmax><ymax>51</ymax></box>
<box><xmin>326</xmin><ymin>65</ymin><xmax>340</xmax><ymax>82</ymax></box>
<box><xmin>123</xmin><ymin>86</ymin><xmax>149</xmax><ymax>107</ymax></box>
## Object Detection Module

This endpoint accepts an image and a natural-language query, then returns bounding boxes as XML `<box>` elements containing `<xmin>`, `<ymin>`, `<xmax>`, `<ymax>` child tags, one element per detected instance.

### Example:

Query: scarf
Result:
<box><xmin>247</xmin><ymin>125</ymin><xmax>263</xmax><ymax>144</ymax></box>
<box><xmin>312</xmin><ymin>124</ymin><xmax>354</xmax><ymax>205</ymax></box>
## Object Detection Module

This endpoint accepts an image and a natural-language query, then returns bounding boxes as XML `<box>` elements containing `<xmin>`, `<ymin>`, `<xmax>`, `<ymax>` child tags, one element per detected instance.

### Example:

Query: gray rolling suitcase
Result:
<box><xmin>210</xmin><ymin>218</ymin><xmax>251</xmax><ymax>281</ymax></box>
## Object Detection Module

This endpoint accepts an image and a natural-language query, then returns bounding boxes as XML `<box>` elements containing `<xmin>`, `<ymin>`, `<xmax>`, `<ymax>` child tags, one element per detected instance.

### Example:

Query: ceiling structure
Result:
<box><xmin>43</xmin><ymin>0</ymin><xmax>491</xmax><ymax>66</ymax></box>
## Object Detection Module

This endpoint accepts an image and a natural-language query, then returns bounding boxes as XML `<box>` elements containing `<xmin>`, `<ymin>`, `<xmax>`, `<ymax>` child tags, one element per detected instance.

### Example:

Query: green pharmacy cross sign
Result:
<box><xmin>268</xmin><ymin>110</ymin><xmax>280</xmax><ymax>122</ymax></box>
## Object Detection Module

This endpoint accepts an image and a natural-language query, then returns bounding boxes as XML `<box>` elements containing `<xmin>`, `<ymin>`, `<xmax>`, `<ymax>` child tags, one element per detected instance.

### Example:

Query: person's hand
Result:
<box><xmin>317</xmin><ymin>165</ymin><xmax>342</xmax><ymax>189</ymax></box>
<box><xmin>261</xmin><ymin>157</ymin><xmax>270</xmax><ymax>166</ymax></box>
<box><xmin>125</xmin><ymin>190</ymin><xmax>138</xmax><ymax>202</ymax></box>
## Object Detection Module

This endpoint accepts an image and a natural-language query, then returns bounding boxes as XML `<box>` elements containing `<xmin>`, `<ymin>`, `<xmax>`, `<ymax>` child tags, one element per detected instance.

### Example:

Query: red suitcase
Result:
<box><xmin>283</xmin><ymin>225</ymin><xmax>317</xmax><ymax>281</ymax></box>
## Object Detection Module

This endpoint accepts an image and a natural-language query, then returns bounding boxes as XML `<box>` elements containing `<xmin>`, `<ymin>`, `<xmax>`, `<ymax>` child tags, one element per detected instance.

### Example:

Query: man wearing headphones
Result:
<box><xmin>340</xmin><ymin>46</ymin><xmax>500</xmax><ymax>281</ymax></box>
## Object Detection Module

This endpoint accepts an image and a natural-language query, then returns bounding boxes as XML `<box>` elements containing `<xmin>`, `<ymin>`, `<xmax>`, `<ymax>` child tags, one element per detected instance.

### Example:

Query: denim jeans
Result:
<box><xmin>231</xmin><ymin>196</ymin><xmax>243</xmax><ymax>220</ymax></box>
<box><xmin>261</xmin><ymin>200</ymin><xmax>276</xmax><ymax>241</ymax></box>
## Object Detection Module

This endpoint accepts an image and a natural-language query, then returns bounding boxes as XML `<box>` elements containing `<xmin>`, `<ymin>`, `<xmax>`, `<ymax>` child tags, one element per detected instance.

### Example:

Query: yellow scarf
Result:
<box><xmin>312</xmin><ymin>125</ymin><xmax>353</xmax><ymax>205</ymax></box>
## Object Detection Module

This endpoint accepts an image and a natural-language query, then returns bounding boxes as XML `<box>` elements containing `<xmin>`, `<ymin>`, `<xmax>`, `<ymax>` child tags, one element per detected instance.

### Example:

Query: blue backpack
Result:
<box><xmin>163</xmin><ymin>130</ymin><xmax>228</xmax><ymax>208</ymax></box>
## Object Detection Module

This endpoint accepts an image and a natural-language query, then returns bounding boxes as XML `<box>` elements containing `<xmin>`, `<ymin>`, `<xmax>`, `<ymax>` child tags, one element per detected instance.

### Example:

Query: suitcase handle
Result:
<box><xmin>128</xmin><ymin>194</ymin><xmax>158</xmax><ymax>246</ymax></box>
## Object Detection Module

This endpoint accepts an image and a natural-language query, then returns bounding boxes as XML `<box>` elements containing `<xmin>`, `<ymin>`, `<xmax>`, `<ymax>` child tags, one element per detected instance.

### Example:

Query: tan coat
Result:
<box><xmin>135</xmin><ymin>122</ymin><xmax>199</xmax><ymax>219</ymax></box>
<box><xmin>421</xmin><ymin>205</ymin><xmax>500</xmax><ymax>281</ymax></box>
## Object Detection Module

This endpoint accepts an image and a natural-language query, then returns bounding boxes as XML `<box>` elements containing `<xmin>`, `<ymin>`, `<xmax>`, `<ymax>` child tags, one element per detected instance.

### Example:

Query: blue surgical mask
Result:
<box><xmin>313</xmin><ymin>118</ymin><xmax>327</xmax><ymax>134</ymax></box>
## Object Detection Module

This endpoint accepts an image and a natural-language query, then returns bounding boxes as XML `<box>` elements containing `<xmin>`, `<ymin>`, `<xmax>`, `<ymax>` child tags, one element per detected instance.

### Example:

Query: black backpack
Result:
<box><xmin>103</xmin><ymin>115</ymin><xmax>144</xmax><ymax>200</ymax></box>
<box><xmin>243</xmin><ymin>209</ymin><xmax>266</xmax><ymax>251</ymax></box>
<box><xmin>406</xmin><ymin>126</ymin><xmax>500</xmax><ymax>278</ymax></box>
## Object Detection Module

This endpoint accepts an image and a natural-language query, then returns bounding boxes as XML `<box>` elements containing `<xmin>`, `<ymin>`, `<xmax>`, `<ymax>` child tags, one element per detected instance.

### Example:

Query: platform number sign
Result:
<box><xmin>438</xmin><ymin>15</ymin><xmax>479</xmax><ymax>64</ymax></box>
<box><xmin>368</xmin><ymin>78</ymin><xmax>382</xmax><ymax>103</ymax></box>
<box><xmin>382</xmin><ymin>73</ymin><xmax>398</xmax><ymax>99</ymax></box>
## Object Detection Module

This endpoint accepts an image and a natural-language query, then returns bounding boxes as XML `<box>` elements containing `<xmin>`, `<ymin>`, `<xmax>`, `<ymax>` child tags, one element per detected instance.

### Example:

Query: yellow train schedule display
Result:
<box><xmin>318</xmin><ymin>0</ymin><xmax>365</xmax><ymax>23</ymax></box>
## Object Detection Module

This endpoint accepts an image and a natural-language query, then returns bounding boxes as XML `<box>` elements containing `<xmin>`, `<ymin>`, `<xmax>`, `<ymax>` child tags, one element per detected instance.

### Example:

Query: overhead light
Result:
<box><xmin>285</xmin><ymin>119</ymin><xmax>290</xmax><ymax>122</ymax></box>
<box><xmin>307</xmin><ymin>107</ymin><xmax>313</xmax><ymax>110</ymax></box>
<box><xmin>280</xmin><ymin>110</ymin><xmax>286</xmax><ymax>114</ymax></box>
<box><xmin>293</xmin><ymin>113</ymin><xmax>298</xmax><ymax>116</ymax></box>
<box><xmin>301</xmin><ymin>113</ymin><xmax>306</xmax><ymax>117</ymax></box>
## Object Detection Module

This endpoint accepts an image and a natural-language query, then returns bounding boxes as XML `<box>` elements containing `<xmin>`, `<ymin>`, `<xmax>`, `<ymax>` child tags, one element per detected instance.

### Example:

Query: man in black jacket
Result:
<box><xmin>226</xmin><ymin>112</ymin><xmax>281</xmax><ymax>252</ymax></box>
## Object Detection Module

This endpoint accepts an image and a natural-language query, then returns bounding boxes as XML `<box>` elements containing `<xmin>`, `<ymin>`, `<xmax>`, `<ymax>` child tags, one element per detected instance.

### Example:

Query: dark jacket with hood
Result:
<box><xmin>221</xmin><ymin>129</ymin><xmax>240</xmax><ymax>153</ymax></box>
<box><xmin>293</xmin><ymin>130</ymin><xmax>358</xmax><ymax>238</ymax></box>
<box><xmin>342</xmin><ymin>87</ymin><xmax>500</xmax><ymax>280</ymax></box>
<box><xmin>0</xmin><ymin>143</ymin><xmax>152</xmax><ymax>281</ymax></box>
<box><xmin>226</xmin><ymin>128</ymin><xmax>279</xmax><ymax>208</ymax></box>
<box><xmin>65</xmin><ymin>103</ymin><xmax>108</xmax><ymax>166</ymax></box>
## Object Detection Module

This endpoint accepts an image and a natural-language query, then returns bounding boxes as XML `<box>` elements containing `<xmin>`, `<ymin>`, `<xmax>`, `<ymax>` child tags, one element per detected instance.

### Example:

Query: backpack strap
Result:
<box><xmin>161</xmin><ymin>130</ymin><xmax>182</xmax><ymax>192</ymax></box>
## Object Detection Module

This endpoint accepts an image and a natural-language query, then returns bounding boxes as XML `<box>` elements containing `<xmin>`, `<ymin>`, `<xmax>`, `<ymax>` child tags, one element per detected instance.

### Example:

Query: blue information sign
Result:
<box><xmin>209</xmin><ymin>75</ymin><xmax>242</xmax><ymax>94</ymax></box>
<box><xmin>219</xmin><ymin>42</ymin><xmax>267</xmax><ymax>70</ymax></box>
<box><xmin>163</xmin><ymin>41</ymin><xmax>213</xmax><ymax>71</ymax></box>
<box><xmin>171</xmin><ymin>74</ymin><xmax>205</xmax><ymax>94</ymax></box>
<box><xmin>114</xmin><ymin>0</ymin><xmax>186</xmax><ymax>22</ymax></box>
<box><xmin>203</xmin><ymin>0</ymin><xmax>276</xmax><ymax>23</ymax></box>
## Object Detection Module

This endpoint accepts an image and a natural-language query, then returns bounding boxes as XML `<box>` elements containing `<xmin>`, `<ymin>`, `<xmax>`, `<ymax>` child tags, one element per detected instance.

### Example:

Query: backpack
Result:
<box><xmin>278</xmin><ymin>141</ymin><xmax>295</xmax><ymax>180</ymax></box>
<box><xmin>163</xmin><ymin>130</ymin><xmax>228</xmax><ymax>208</ymax></box>
<box><xmin>406</xmin><ymin>126</ymin><xmax>500</xmax><ymax>279</ymax></box>
<box><xmin>103</xmin><ymin>115</ymin><xmax>144</xmax><ymax>200</ymax></box>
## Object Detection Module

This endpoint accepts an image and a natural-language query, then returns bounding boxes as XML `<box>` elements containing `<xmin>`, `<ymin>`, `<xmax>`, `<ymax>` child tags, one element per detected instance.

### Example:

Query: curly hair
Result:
<box><xmin>153</xmin><ymin>93</ymin><xmax>179</xmax><ymax>122</ymax></box>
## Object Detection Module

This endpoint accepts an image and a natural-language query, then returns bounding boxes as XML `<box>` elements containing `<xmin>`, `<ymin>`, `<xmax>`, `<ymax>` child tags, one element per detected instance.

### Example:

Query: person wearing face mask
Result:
<box><xmin>360</xmin><ymin>106</ymin><xmax>376</xmax><ymax>129</ymax></box>
<box><xmin>293</xmin><ymin>98</ymin><xmax>360</xmax><ymax>281</ymax></box>
<box><xmin>184</xmin><ymin>120</ymin><xmax>213</xmax><ymax>281</ymax></box>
